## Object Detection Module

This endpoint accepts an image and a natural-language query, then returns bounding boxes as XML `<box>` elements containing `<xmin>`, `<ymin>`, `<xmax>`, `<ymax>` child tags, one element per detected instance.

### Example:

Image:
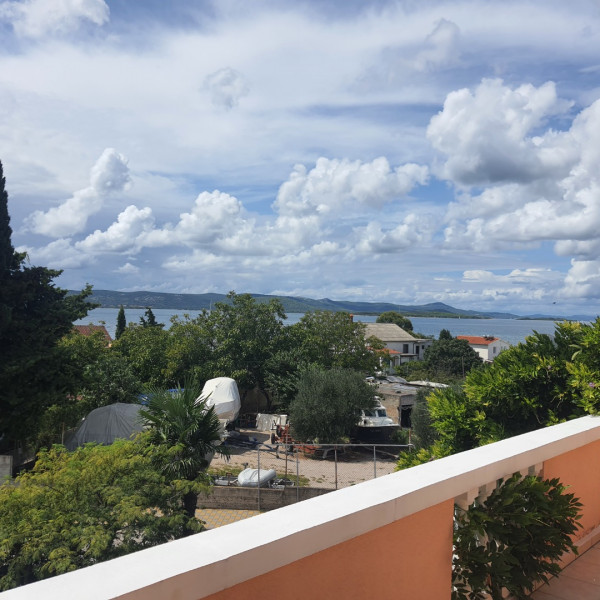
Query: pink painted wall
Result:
<box><xmin>203</xmin><ymin>499</ymin><xmax>454</xmax><ymax>600</ymax></box>
<box><xmin>544</xmin><ymin>438</ymin><xmax>600</xmax><ymax>543</ymax></box>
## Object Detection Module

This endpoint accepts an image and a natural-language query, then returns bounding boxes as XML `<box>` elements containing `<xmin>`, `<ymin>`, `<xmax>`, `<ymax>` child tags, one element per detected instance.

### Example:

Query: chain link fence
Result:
<box><xmin>208</xmin><ymin>441</ymin><xmax>413</xmax><ymax>511</ymax></box>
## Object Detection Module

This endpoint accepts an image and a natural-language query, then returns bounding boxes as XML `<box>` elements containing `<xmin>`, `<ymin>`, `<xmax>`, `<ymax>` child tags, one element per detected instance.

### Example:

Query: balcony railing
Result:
<box><xmin>3</xmin><ymin>416</ymin><xmax>600</xmax><ymax>599</ymax></box>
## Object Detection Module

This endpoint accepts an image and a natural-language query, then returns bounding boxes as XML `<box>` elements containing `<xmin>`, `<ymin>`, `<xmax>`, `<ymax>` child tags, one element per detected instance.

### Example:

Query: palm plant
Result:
<box><xmin>139</xmin><ymin>383</ymin><xmax>229</xmax><ymax>522</ymax></box>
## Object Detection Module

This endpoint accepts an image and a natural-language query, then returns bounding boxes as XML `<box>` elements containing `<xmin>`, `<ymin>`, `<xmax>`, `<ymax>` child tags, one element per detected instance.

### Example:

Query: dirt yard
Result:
<box><xmin>211</xmin><ymin>429</ymin><xmax>400</xmax><ymax>490</ymax></box>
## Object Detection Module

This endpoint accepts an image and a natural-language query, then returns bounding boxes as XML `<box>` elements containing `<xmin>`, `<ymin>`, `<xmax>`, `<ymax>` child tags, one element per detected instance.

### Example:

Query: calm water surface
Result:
<box><xmin>77</xmin><ymin>308</ymin><xmax>564</xmax><ymax>346</ymax></box>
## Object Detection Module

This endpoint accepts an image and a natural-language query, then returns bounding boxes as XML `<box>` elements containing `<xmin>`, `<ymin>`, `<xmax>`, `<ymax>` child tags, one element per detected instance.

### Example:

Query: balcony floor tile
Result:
<box><xmin>531</xmin><ymin>542</ymin><xmax>600</xmax><ymax>599</ymax></box>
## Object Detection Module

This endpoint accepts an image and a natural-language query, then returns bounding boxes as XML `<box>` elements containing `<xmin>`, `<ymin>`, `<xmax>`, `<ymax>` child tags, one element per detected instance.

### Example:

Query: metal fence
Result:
<box><xmin>209</xmin><ymin>442</ymin><xmax>413</xmax><ymax>510</ymax></box>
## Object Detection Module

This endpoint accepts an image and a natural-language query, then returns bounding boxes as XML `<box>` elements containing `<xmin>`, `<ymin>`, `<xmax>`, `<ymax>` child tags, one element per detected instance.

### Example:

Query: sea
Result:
<box><xmin>76</xmin><ymin>307</ymin><xmax>570</xmax><ymax>347</ymax></box>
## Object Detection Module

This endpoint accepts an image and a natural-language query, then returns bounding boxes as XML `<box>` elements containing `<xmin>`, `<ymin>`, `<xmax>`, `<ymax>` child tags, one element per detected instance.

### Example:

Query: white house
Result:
<box><xmin>457</xmin><ymin>335</ymin><xmax>510</xmax><ymax>362</ymax></box>
<box><xmin>364</xmin><ymin>323</ymin><xmax>432</xmax><ymax>368</ymax></box>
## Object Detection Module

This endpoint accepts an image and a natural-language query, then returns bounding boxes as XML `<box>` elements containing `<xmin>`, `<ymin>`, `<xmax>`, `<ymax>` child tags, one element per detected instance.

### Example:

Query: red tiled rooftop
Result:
<box><xmin>73</xmin><ymin>324</ymin><xmax>112</xmax><ymax>343</ymax></box>
<box><xmin>457</xmin><ymin>335</ymin><xmax>498</xmax><ymax>345</ymax></box>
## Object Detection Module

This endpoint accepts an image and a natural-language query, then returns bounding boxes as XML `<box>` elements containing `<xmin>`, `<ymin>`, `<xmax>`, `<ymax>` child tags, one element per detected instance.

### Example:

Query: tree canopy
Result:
<box><xmin>288</xmin><ymin>367</ymin><xmax>376</xmax><ymax>442</ymax></box>
<box><xmin>0</xmin><ymin>439</ymin><xmax>203</xmax><ymax>590</ymax></box>
<box><xmin>0</xmin><ymin>161</ymin><xmax>93</xmax><ymax>449</ymax></box>
<box><xmin>291</xmin><ymin>311</ymin><xmax>377</xmax><ymax>372</ymax></box>
<box><xmin>376</xmin><ymin>311</ymin><xmax>413</xmax><ymax>332</ymax></box>
<box><xmin>113</xmin><ymin>324</ymin><xmax>170</xmax><ymax>388</ymax></box>
<box><xmin>140</xmin><ymin>307</ymin><xmax>161</xmax><ymax>328</ymax></box>
<box><xmin>422</xmin><ymin>333</ymin><xmax>483</xmax><ymax>379</ymax></box>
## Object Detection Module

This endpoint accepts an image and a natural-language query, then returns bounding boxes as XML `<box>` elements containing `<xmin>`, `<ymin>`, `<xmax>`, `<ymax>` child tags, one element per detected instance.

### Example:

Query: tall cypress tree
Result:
<box><xmin>116</xmin><ymin>305</ymin><xmax>126</xmax><ymax>339</ymax></box>
<box><xmin>0</xmin><ymin>161</ymin><xmax>94</xmax><ymax>450</ymax></box>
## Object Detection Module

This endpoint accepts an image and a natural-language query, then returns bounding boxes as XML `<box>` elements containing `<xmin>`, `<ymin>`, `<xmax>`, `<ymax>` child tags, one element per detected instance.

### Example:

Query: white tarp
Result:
<box><xmin>255</xmin><ymin>413</ymin><xmax>288</xmax><ymax>432</ymax></box>
<box><xmin>196</xmin><ymin>377</ymin><xmax>241</xmax><ymax>423</ymax></box>
<box><xmin>237</xmin><ymin>468</ymin><xmax>276</xmax><ymax>487</ymax></box>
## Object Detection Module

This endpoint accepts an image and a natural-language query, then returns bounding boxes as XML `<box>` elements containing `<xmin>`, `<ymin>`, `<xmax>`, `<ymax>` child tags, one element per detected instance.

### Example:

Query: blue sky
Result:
<box><xmin>1</xmin><ymin>0</ymin><xmax>600</xmax><ymax>316</ymax></box>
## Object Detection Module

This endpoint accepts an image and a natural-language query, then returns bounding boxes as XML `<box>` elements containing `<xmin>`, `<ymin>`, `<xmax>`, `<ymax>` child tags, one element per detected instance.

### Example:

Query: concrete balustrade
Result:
<box><xmin>3</xmin><ymin>416</ymin><xmax>600</xmax><ymax>600</ymax></box>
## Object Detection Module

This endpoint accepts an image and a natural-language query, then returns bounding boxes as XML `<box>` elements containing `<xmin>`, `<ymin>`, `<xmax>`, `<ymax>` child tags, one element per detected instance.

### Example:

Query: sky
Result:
<box><xmin>1</xmin><ymin>0</ymin><xmax>600</xmax><ymax>317</ymax></box>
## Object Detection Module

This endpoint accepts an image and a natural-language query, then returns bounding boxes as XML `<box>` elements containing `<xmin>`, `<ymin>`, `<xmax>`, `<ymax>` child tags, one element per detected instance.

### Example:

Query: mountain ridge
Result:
<box><xmin>69</xmin><ymin>289</ymin><xmax>590</xmax><ymax>321</ymax></box>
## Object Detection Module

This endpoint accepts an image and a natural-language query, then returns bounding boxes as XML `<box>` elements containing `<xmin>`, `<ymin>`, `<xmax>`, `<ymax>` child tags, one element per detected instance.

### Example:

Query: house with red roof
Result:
<box><xmin>457</xmin><ymin>335</ymin><xmax>510</xmax><ymax>362</ymax></box>
<box><xmin>73</xmin><ymin>324</ymin><xmax>113</xmax><ymax>345</ymax></box>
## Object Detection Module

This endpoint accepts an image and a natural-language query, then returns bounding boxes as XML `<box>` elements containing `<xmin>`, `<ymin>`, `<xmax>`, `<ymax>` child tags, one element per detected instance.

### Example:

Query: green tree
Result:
<box><xmin>163</xmin><ymin>312</ymin><xmax>214</xmax><ymax>387</ymax></box>
<box><xmin>0</xmin><ymin>161</ymin><xmax>94</xmax><ymax>449</ymax></box>
<box><xmin>204</xmin><ymin>292</ymin><xmax>288</xmax><ymax>409</ymax></box>
<box><xmin>427</xmin><ymin>385</ymin><xmax>496</xmax><ymax>455</ymax></box>
<box><xmin>422</xmin><ymin>334</ymin><xmax>483</xmax><ymax>380</ymax></box>
<box><xmin>0</xmin><ymin>439</ymin><xmax>203</xmax><ymax>590</ymax></box>
<box><xmin>408</xmin><ymin>388</ymin><xmax>438</xmax><ymax>450</ymax></box>
<box><xmin>376</xmin><ymin>311</ymin><xmax>413</xmax><ymax>332</ymax></box>
<box><xmin>464</xmin><ymin>330</ymin><xmax>575</xmax><ymax>438</ymax></box>
<box><xmin>293</xmin><ymin>310</ymin><xmax>377</xmax><ymax>372</ymax></box>
<box><xmin>115</xmin><ymin>305</ymin><xmax>126</xmax><ymax>339</ymax></box>
<box><xmin>113</xmin><ymin>324</ymin><xmax>169</xmax><ymax>387</ymax></box>
<box><xmin>140</xmin><ymin>384</ymin><xmax>228</xmax><ymax>523</ymax></box>
<box><xmin>140</xmin><ymin>307</ymin><xmax>161</xmax><ymax>328</ymax></box>
<box><xmin>60</xmin><ymin>327</ymin><xmax>140</xmax><ymax>405</ymax></box>
<box><xmin>35</xmin><ymin>329</ymin><xmax>112</xmax><ymax>447</ymax></box>
<box><xmin>439</xmin><ymin>328</ymin><xmax>453</xmax><ymax>340</ymax></box>
<box><xmin>288</xmin><ymin>367</ymin><xmax>376</xmax><ymax>442</ymax></box>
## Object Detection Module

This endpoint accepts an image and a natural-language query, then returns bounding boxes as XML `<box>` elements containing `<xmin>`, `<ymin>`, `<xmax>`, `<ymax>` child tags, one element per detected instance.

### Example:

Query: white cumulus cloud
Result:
<box><xmin>274</xmin><ymin>157</ymin><xmax>428</xmax><ymax>218</ymax></box>
<box><xmin>174</xmin><ymin>190</ymin><xmax>245</xmax><ymax>245</ymax></box>
<box><xmin>356</xmin><ymin>214</ymin><xmax>433</xmax><ymax>254</ymax></box>
<box><xmin>25</xmin><ymin>148</ymin><xmax>130</xmax><ymax>237</ymax></box>
<box><xmin>428</xmin><ymin>78</ymin><xmax>575</xmax><ymax>185</ymax></box>
<box><xmin>77</xmin><ymin>206</ymin><xmax>154</xmax><ymax>253</ymax></box>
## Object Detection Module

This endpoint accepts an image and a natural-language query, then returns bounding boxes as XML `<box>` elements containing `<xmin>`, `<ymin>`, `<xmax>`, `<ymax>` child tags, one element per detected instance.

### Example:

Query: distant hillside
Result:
<box><xmin>73</xmin><ymin>289</ymin><xmax>526</xmax><ymax>319</ymax></box>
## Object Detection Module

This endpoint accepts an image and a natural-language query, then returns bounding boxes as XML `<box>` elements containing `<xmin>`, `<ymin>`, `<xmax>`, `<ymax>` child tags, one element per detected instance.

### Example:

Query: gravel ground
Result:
<box><xmin>211</xmin><ymin>429</ymin><xmax>400</xmax><ymax>490</ymax></box>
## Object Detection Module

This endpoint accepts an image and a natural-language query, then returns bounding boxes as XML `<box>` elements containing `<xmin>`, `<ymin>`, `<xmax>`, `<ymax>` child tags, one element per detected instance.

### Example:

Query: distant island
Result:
<box><xmin>68</xmin><ymin>289</ymin><xmax>590</xmax><ymax>321</ymax></box>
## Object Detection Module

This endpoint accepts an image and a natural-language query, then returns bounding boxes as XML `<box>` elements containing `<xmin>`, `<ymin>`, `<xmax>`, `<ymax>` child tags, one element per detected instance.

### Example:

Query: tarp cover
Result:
<box><xmin>255</xmin><ymin>413</ymin><xmax>288</xmax><ymax>432</ymax></box>
<box><xmin>64</xmin><ymin>403</ymin><xmax>144</xmax><ymax>450</ymax></box>
<box><xmin>196</xmin><ymin>377</ymin><xmax>241</xmax><ymax>423</ymax></box>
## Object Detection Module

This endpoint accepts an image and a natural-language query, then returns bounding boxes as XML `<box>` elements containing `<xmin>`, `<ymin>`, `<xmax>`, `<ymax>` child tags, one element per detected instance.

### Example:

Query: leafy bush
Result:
<box><xmin>0</xmin><ymin>439</ymin><xmax>203</xmax><ymax>590</ymax></box>
<box><xmin>453</xmin><ymin>473</ymin><xmax>582</xmax><ymax>599</ymax></box>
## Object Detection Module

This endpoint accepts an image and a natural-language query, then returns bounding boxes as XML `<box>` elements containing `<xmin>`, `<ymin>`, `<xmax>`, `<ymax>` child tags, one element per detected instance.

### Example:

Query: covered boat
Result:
<box><xmin>196</xmin><ymin>377</ymin><xmax>241</xmax><ymax>424</ymax></box>
<box><xmin>237</xmin><ymin>467</ymin><xmax>277</xmax><ymax>488</ymax></box>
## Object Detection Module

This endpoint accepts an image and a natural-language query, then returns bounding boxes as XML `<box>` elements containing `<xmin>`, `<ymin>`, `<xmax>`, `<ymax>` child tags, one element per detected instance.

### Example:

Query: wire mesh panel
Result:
<box><xmin>209</xmin><ymin>441</ymin><xmax>413</xmax><ymax>510</ymax></box>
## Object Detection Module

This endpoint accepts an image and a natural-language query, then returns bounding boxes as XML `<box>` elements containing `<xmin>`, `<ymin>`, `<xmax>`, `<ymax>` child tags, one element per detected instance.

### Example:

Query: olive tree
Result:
<box><xmin>289</xmin><ymin>367</ymin><xmax>376</xmax><ymax>442</ymax></box>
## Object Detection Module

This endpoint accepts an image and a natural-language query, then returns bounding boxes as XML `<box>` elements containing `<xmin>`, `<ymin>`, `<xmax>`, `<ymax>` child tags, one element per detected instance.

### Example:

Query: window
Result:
<box><xmin>403</xmin><ymin>344</ymin><xmax>409</xmax><ymax>353</ymax></box>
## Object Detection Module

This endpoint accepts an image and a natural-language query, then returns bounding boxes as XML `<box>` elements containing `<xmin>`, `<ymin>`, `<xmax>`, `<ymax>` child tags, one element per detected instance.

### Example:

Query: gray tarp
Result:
<box><xmin>64</xmin><ymin>403</ymin><xmax>144</xmax><ymax>450</ymax></box>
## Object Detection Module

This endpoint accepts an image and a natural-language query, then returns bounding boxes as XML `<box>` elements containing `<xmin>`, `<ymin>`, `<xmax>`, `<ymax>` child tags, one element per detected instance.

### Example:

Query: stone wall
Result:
<box><xmin>198</xmin><ymin>485</ymin><xmax>331</xmax><ymax>511</ymax></box>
